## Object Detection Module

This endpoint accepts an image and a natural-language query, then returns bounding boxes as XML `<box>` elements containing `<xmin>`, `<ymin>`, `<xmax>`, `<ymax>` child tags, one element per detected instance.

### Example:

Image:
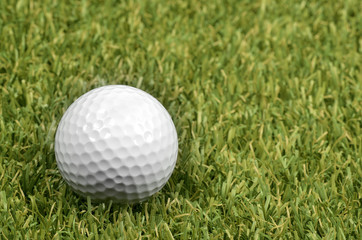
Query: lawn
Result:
<box><xmin>0</xmin><ymin>0</ymin><xmax>361</xmax><ymax>239</ymax></box>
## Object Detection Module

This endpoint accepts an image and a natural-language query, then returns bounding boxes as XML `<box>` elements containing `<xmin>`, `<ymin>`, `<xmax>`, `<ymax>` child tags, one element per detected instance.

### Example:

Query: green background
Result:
<box><xmin>0</xmin><ymin>0</ymin><xmax>361</xmax><ymax>239</ymax></box>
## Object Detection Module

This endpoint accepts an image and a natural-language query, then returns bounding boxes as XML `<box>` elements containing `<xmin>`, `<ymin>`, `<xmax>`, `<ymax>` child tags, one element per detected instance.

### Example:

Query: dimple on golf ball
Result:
<box><xmin>54</xmin><ymin>85</ymin><xmax>178</xmax><ymax>203</ymax></box>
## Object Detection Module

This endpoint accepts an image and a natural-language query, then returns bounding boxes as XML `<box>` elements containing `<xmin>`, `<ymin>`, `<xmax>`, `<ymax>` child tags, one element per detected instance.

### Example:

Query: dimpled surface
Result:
<box><xmin>54</xmin><ymin>85</ymin><xmax>178</xmax><ymax>203</ymax></box>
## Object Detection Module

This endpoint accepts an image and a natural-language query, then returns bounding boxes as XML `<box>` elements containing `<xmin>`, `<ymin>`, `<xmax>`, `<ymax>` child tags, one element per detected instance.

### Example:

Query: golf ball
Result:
<box><xmin>54</xmin><ymin>85</ymin><xmax>178</xmax><ymax>203</ymax></box>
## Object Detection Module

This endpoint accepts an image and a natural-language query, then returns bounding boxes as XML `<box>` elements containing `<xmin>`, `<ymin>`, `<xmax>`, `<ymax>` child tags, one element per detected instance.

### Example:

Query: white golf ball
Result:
<box><xmin>54</xmin><ymin>85</ymin><xmax>178</xmax><ymax>203</ymax></box>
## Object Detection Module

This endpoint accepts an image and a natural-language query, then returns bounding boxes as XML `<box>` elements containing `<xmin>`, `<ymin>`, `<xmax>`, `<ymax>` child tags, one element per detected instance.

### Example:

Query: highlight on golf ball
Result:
<box><xmin>54</xmin><ymin>85</ymin><xmax>178</xmax><ymax>203</ymax></box>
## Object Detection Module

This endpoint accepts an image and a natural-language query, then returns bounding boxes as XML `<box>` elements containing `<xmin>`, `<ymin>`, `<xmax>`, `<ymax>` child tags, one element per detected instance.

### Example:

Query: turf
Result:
<box><xmin>0</xmin><ymin>0</ymin><xmax>361</xmax><ymax>239</ymax></box>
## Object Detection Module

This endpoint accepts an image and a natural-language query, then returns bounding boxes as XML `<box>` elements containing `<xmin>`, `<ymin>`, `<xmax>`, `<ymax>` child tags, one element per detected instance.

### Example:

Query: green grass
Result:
<box><xmin>0</xmin><ymin>0</ymin><xmax>361</xmax><ymax>239</ymax></box>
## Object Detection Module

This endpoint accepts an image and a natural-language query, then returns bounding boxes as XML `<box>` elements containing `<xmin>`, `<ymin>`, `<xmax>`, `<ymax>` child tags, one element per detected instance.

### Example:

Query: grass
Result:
<box><xmin>0</xmin><ymin>0</ymin><xmax>361</xmax><ymax>239</ymax></box>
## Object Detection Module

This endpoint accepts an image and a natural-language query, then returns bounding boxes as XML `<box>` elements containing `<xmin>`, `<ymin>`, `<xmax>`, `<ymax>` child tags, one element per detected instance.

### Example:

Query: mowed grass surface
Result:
<box><xmin>0</xmin><ymin>0</ymin><xmax>361</xmax><ymax>239</ymax></box>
